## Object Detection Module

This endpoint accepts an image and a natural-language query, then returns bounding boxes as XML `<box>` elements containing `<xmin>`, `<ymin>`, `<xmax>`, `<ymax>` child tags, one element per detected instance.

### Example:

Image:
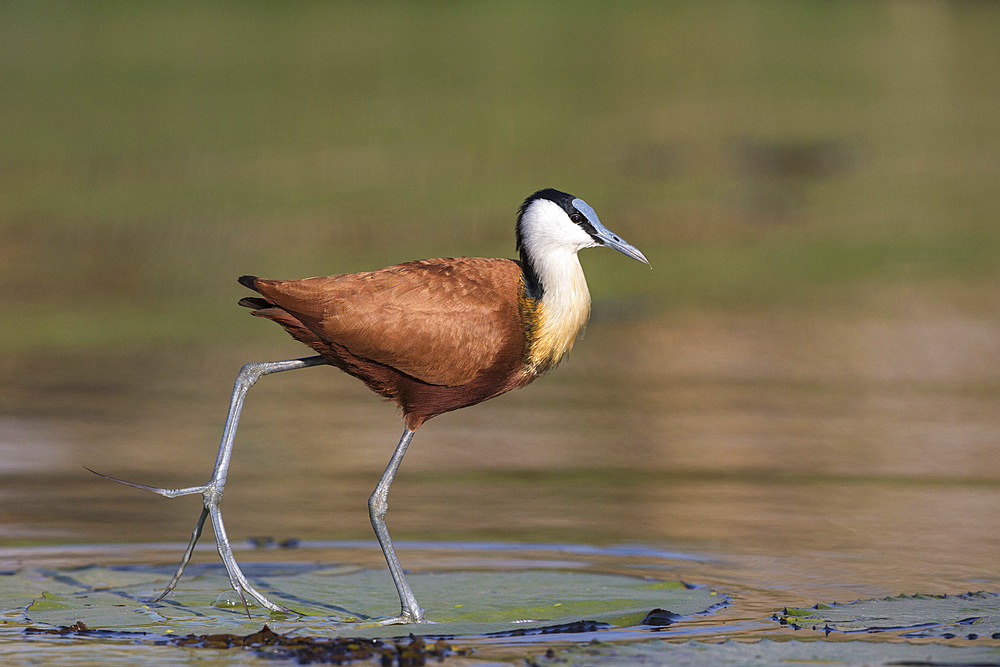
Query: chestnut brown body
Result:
<box><xmin>238</xmin><ymin>257</ymin><xmax>539</xmax><ymax>429</ymax></box>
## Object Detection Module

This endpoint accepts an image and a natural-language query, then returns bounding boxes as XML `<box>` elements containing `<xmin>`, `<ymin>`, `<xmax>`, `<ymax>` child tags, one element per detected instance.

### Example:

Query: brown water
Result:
<box><xmin>2</xmin><ymin>290</ymin><xmax>997</xmax><ymax>649</ymax></box>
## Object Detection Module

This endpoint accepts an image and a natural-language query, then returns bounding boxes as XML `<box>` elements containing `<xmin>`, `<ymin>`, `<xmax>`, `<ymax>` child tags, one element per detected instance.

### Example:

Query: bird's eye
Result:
<box><xmin>570</xmin><ymin>213</ymin><xmax>584</xmax><ymax>224</ymax></box>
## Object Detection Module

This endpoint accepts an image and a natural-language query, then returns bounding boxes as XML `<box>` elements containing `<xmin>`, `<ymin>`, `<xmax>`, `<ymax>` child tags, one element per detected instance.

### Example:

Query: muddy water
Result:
<box><xmin>1</xmin><ymin>295</ymin><xmax>998</xmax><ymax>641</ymax></box>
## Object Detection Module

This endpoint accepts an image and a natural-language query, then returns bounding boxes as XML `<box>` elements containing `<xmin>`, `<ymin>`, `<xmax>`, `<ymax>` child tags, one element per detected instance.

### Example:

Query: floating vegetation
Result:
<box><xmin>772</xmin><ymin>591</ymin><xmax>1000</xmax><ymax>640</ymax></box>
<box><xmin>529</xmin><ymin>638</ymin><xmax>1000</xmax><ymax>666</ymax></box>
<box><xmin>1</xmin><ymin>563</ymin><xmax>728</xmax><ymax>663</ymax></box>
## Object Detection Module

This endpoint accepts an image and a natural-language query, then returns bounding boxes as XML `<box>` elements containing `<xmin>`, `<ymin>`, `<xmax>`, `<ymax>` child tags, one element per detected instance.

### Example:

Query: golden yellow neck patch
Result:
<box><xmin>520</xmin><ymin>279</ymin><xmax>592</xmax><ymax>375</ymax></box>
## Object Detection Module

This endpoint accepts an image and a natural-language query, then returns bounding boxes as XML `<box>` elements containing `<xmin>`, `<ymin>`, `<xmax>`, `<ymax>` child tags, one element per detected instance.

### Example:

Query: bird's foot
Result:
<box><xmin>211</xmin><ymin>587</ymin><xmax>293</xmax><ymax>616</ymax></box>
<box><xmin>85</xmin><ymin>467</ymin><xmax>290</xmax><ymax>617</ymax></box>
<box><xmin>369</xmin><ymin>609</ymin><xmax>428</xmax><ymax>626</ymax></box>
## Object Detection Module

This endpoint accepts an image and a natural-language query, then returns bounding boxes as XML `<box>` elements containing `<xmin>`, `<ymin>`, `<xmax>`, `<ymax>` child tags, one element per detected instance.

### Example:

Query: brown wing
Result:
<box><xmin>247</xmin><ymin>258</ymin><xmax>525</xmax><ymax>386</ymax></box>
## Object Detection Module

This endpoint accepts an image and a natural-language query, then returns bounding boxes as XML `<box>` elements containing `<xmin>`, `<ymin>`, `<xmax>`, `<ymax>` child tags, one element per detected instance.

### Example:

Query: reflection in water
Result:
<box><xmin>1</xmin><ymin>301</ymin><xmax>998</xmax><ymax>625</ymax></box>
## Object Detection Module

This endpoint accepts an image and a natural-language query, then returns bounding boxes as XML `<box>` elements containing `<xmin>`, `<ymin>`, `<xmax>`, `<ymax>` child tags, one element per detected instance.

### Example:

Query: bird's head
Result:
<box><xmin>516</xmin><ymin>188</ymin><xmax>649</xmax><ymax>266</ymax></box>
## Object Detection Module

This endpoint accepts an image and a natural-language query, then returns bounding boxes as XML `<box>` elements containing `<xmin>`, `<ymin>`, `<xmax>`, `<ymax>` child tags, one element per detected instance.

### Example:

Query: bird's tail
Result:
<box><xmin>237</xmin><ymin>275</ymin><xmax>269</xmax><ymax>309</ymax></box>
<box><xmin>238</xmin><ymin>275</ymin><xmax>259</xmax><ymax>291</ymax></box>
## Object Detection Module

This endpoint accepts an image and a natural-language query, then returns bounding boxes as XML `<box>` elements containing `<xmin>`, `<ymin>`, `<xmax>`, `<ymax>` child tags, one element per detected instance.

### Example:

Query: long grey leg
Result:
<box><xmin>368</xmin><ymin>428</ymin><xmax>425</xmax><ymax>624</ymax></box>
<box><xmin>89</xmin><ymin>356</ymin><xmax>327</xmax><ymax>615</ymax></box>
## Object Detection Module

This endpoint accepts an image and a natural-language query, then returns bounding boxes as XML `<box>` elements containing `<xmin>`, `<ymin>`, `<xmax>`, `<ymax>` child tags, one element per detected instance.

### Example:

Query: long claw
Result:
<box><xmin>373</xmin><ymin>612</ymin><xmax>426</xmax><ymax>626</ymax></box>
<box><xmin>235</xmin><ymin>585</ymin><xmax>251</xmax><ymax>618</ymax></box>
<box><xmin>208</xmin><ymin>503</ymin><xmax>291</xmax><ymax>614</ymax></box>
<box><xmin>153</xmin><ymin>506</ymin><xmax>209</xmax><ymax>602</ymax></box>
<box><xmin>83</xmin><ymin>467</ymin><xmax>207</xmax><ymax>499</ymax></box>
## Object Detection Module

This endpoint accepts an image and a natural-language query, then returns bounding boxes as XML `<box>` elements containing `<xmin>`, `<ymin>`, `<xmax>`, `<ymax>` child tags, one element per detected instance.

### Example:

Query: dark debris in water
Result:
<box><xmin>26</xmin><ymin>622</ymin><xmax>462</xmax><ymax>665</ymax></box>
<box><xmin>485</xmin><ymin>619</ymin><xmax>610</xmax><ymax>638</ymax></box>
<box><xmin>640</xmin><ymin>608</ymin><xmax>683</xmax><ymax>626</ymax></box>
<box><xmin>25</xmin><ymin>621</ymin><xmax>93</xmax><ymax>636</ymax></box>
<box><xmin>177</xmin><ymin>625</ymin><xmax>460</xmax><ymax>665</ymax></box>
<box><xmin>247</xmin><ymin>535</ymin><xmax>301</xmax><ymax>549</ymax></box>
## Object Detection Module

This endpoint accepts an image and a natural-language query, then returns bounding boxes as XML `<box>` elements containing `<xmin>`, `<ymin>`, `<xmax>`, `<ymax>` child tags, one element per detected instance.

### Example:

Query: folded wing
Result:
<box><xmin>244</xmin><ymin>258</ymin><xmax>525</xmax><ymax>387</ymax></box>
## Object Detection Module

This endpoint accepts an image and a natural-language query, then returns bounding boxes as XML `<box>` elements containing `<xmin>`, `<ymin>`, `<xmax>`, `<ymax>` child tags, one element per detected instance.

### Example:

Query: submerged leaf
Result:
<box><xmin>772</xmin><ymin>591</ymin><xmax>1000</xmax><ymax>639</ymax></box>
<box><xmin>26</xmin><ymin>592</ymin><xmax>71</xmax><ymax>611</ymax></box>
<box><xmin>3</xmin><ymin>564</ymin><xmax>724</xmax><ymax>639</ymax></box>
<box><xmin>529</xmin><ymin>638</ymin><xmax>1000</xmax><ymax>666</ymax></box>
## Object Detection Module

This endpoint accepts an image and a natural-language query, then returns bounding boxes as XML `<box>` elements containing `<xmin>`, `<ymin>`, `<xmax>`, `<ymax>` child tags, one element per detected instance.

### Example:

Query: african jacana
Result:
<box><xmin>92</xmin><ymin>188</ymin><xmax>648</xmax><ymax>624</ymax></box>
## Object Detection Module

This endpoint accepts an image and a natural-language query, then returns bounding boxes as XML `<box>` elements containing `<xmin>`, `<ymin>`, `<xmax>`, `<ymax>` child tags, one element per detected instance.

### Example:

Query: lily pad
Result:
<box><xmin>529</xmin><ymin>638</ymin><xmax>1000</xmax><ymax>666</ymax></box>
<box><xmin>1</xmin><ymin>564</ymin><xmax>725</xmax><ymax>639</ymax></box>
<box><xmin>772</xmin><ymin>591</ymin><xmax>1000</xmax><ymax>639</ymax></box>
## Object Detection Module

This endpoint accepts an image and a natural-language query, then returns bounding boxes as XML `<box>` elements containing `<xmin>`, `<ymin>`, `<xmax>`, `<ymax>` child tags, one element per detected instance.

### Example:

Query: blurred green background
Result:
<box><xmin>3</xmin><ymin>1</ymin><xmax>997</xmax><ymax>353</ymax></box>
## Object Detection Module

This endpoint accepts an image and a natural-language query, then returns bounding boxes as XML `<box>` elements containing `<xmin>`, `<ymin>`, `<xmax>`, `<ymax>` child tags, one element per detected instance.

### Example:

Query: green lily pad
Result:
<box><xmin>1</xmin><ymin>565</ymin><xmax>725</xmax><ymax>639</ymax></box>
<box><xmin>529</xmin><ymin>638</ymin><xmax>1000</xmax><ymax>666</ymax></box>
<box><xmin>772</xmin><ymin>591</ymin><xmax>1000</xmax><ymax>639</ymax></box>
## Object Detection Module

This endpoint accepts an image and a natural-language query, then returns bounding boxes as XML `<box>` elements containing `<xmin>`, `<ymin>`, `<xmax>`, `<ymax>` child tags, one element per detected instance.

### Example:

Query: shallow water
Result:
<box><xmin>2</xmin><ymin>304</ymin><xmax>998</xmax><ymax>660</ymax></box>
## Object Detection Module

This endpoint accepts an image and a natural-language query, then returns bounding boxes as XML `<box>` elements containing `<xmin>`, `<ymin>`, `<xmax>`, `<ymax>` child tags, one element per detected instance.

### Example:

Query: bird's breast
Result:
<box><xmin>519</xmin><ymin>271</ymin><xmax>592</xmax><ymax>375</ymax></box>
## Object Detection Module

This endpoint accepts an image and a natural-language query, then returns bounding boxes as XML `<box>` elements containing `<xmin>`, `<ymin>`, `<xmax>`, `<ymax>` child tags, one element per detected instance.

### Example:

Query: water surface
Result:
<box><xmin>3</xmin><ymin>304</ymin><xmax>997</xmax><ymax>644</ymax></box>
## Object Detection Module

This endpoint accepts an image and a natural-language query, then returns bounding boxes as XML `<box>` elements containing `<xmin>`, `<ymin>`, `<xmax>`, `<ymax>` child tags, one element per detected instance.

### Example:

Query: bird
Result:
<box><xmin>91</xmin><ymin>188</ymin><xmax>648</xmax><ymax>624</ymax></box>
